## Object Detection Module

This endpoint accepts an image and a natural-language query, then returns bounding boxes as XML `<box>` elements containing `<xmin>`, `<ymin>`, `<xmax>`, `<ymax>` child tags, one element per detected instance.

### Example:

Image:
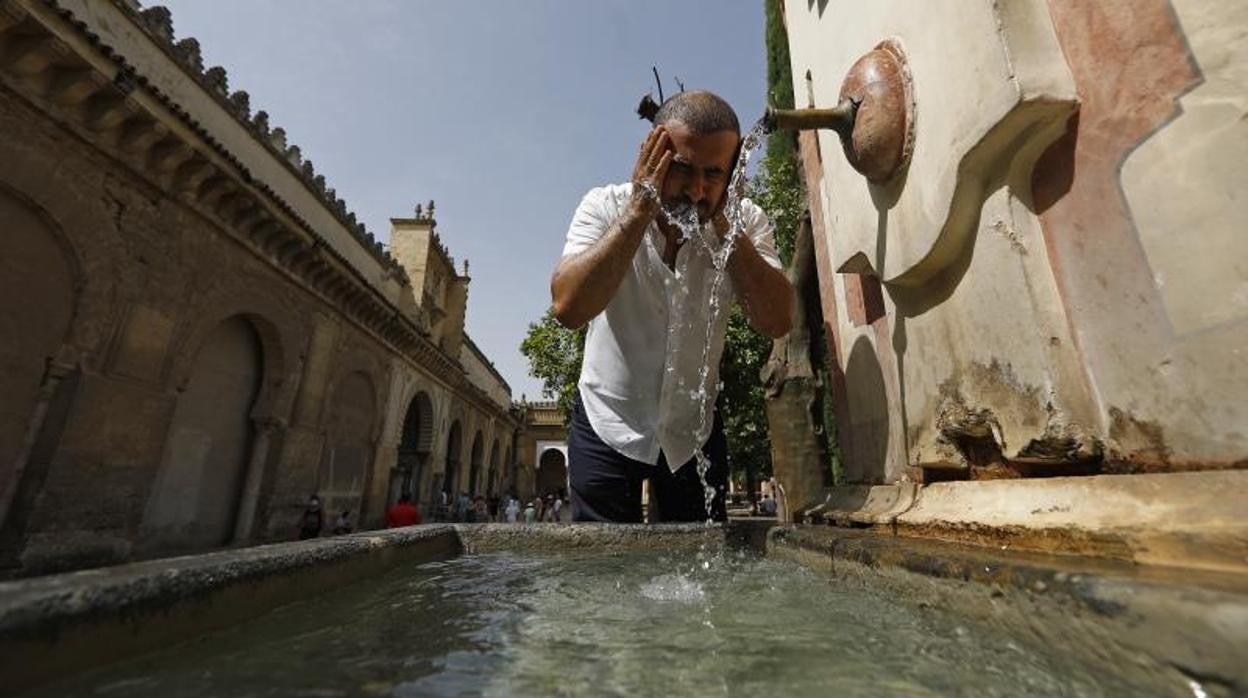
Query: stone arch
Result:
<box><xmin>141</xmin><ymin>315</ymin><xmax>264</xmax><ymax>553</ymax></box>
<box><xmin>468</xmin><ymin>431</ymin><xmax>484</xmax><ymax>495</ymax></box>
<box><xmin>167</xmin><ymin>307</ymin><xmax>291</xmax><ymax>423</ymax></box>
<box><xmin>319</xmin><ymin>370</ymin><xmax>378</xmax><ymax>522</ymax></box>
<box><xmin>395</xmin><ymin>391</ymin><xmax>434</xmax><ymax>502</ymax></box>
<box><xmin>0</xmin><ymin>186</ymin><xmax>82</xmax><ymax>526</ymax></box>
<box><xmin>537</xmin><ymin>447</ymin><xmax>568</xmax><ymax>498</ymax></box>
<box><xmin>160</xmin><ymin>296</ymin><xmax>297</xmax><ymax>543</ymax></box>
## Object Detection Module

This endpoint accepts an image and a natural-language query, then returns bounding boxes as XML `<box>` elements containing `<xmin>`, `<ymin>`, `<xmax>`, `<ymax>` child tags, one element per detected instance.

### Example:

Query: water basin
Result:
<box><xmin>20</xmin><ymin>545</ymin><xmax>1153</xmax><ymax>697</ymax></box>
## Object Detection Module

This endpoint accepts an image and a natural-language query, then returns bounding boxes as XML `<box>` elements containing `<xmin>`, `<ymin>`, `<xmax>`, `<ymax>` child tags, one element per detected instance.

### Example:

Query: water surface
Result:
<box><xmin>28</xmin><ymin>548</ymin><xmax>1146</xmax><ymax>697</ymax></box>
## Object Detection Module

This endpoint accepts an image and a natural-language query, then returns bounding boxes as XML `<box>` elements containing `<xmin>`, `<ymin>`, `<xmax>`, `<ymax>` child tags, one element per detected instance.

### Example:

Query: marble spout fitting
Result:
<box><xmin>767</xmin><ymin>39</ymin><xmax>916</xmax><ymax>185</ymax></box>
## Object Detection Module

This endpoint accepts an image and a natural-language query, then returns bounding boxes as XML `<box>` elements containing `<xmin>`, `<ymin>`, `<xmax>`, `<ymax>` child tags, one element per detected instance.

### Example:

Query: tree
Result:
<box><xmin>718</xmin><ymin>139</ymin><xmax>806</xmax><ymax>494</ymax></box>
<box><xmin>716</xmin><ymin>0</ymin><xmax>820</xmax><ymax>496</ymax></box>
<box><xmin>758</xmin><ymin>0</ymin><xmax>842</xmax><ymax>487</ymax></box>
<box><xmin>519</xmin><ymin>310</ymin><xmax>584</xmax><ymax>420</ymax></box>
<box><xmin>719</xmin><ymin>304</ymin><xmax>775</xmax><ymax>493</ymax></box>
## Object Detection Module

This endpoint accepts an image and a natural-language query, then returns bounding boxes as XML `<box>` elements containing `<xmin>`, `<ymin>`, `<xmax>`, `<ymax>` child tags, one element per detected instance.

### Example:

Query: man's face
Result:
<box><xmin>659</xmin><ymin>120</ymin><xmax>739</xmax><ymax>222</ymax></box>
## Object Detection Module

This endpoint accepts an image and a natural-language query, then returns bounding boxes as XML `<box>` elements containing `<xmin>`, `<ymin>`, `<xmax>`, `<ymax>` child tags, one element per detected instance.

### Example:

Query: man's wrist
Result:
<box><xmin>727</xmin><ymin>231</ymin><xmax>759</xmax><ymax>270</ymax></box>
<box><xmin>622</xmin><ymin>197</ymin><xmax>656</xmax><ymax>234</ymax></box>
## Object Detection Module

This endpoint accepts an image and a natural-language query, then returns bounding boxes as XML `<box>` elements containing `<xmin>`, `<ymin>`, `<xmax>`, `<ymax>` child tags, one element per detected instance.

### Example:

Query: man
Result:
<box><xmin>298</xmin><ymin>494</ymin><xmax>323</xmax><ymax>540</ymax></box>
<box><xmin>332</xmin><ymin>510</ymin><xmax>354</xmax><ymax>535</ymax></box>
<box><xmin>551</xmin><ymin>90</ymin><xmax>793</xmax><ymax>523</ymax></box>
<box><xmin>758</xmin><ymin>493</ymin><xmax>777</xmax><ymax>517</ymax></box>
<box><xmin>385</xmin><ymin>493</ymin><xmax>422</xmax><ymax>528</ymax></box>
<box><xmin>472</xmin><ymin>496</ymin><xmax>489</xmax><ymax>523</ymax></box>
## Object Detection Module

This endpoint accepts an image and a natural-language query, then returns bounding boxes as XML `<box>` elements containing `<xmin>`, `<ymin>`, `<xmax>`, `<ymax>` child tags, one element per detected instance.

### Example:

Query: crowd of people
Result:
<box><xmin>296</xmin><ymin>488</ymin><xmax>570</xmax><ymax>539</ymax></box>
<box><xmin>435</xmin><ymin>490</ymin><xmax>570</xmax><ymax>524</ymax></box>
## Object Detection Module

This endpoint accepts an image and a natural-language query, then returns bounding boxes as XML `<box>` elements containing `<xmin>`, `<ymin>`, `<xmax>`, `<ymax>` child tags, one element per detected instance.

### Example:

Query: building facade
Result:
<box><xmin>0</xmin><ymin>0</ymin><xmax>520</xmax><ymax>576</ymax></box>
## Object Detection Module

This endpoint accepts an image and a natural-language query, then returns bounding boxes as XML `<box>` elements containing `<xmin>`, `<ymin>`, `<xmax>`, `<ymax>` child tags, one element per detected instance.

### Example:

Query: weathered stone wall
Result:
<box><xmin>782</xmin><ymin>0</ymin><xmax>1246</xmax><ymax>487</ymax></box>
<box><xmin>460</xmin><ymin>337</ymin><xmax>513</xmax><ymax>410</ymax></box>
<box><xmin>0</xmin><ymin>0</ymin><xmax>520</xmax><ymax>575</ymax></box>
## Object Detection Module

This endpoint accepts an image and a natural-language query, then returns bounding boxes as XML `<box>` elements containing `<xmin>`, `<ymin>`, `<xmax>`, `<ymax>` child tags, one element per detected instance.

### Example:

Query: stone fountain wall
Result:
<box><xmin>781</xmin><ymin>0</ymin><xmax>1248</xmax><ymax>486</ymax></box>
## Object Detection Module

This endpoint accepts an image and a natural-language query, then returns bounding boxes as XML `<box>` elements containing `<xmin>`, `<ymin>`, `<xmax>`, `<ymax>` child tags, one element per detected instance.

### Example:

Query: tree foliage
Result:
<box><xmin>518</xmin><ymin>310</ymin><xmax>584</xmax><ymax>420</ymax></box>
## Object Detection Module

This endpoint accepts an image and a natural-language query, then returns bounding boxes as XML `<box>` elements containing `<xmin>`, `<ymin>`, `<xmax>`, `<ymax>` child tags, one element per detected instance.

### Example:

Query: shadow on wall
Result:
<box><xmin>883</xmin><ymin>110</ymin><xmax>1079</xmax><ymax>321</ymax></box>
<box><xmin>843</xmin><ymin>335</ymin><xmax>890</xmax><ymax>483</ymax></box>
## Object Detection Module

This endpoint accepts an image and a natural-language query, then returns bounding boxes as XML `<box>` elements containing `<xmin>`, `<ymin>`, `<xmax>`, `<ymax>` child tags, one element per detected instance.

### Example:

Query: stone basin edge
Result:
<box><xmin>0</xmin><ymin>523</ymin><xmax>724</xmax><ymax>692</ymax></box>
<box><xmin>797</xmin><ymin>470</ymin><xmax>1248</xmax><ymax>575</ymax></box>
<box><xmin>767</xmin><ymin>525</ymin><xmax>1248</xmax><ymax>696</ymax></box>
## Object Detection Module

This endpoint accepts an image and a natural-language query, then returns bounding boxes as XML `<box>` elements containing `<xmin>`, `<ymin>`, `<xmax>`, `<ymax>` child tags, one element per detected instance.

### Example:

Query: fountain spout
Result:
<box><xmin>763</xmin><ymin>98</ymin><xmax>858</xmax><ymax>140</ymax></box>
<box><xmin>763</xmin><ymin>39</ymin><xmax>916</xmax><ymax>185</ymax></box>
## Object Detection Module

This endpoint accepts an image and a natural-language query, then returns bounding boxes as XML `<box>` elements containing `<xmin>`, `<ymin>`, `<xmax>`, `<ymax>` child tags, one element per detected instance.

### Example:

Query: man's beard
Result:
<box><xmin>662</xmin><ymin>197</ymin><xmax>712</xmax><ymax>224</ymax></box>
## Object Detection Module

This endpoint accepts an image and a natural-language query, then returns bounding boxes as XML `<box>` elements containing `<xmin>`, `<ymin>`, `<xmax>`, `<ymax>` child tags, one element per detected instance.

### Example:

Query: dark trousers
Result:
<box><xmin>568</xmin><ymin>396</ymin><xmax>727</xmax><ymax>523</ymax></box>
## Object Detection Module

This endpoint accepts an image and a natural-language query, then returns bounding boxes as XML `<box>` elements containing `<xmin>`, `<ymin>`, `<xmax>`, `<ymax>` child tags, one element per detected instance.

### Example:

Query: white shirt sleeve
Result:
<box><xmin>562</xmin><ymin>186</ymin><xmax>619</xmax><ymax>258</ymax></box>
<box><xmin>743</xmin><ymin>200</ymin><xmax>784</xmax><ymax>271</ymax></box>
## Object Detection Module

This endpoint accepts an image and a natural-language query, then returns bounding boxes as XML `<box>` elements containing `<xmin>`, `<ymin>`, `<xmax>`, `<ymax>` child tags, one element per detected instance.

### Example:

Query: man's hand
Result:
<box><xmin>551</xmin><ymin>128</ymin><xmax>673</xmax><ymax>329</ymax></box>
<box><xmin>629</xmin><ymin>126</ymin><xmax>674</xmax><ymax>222</ymax></box>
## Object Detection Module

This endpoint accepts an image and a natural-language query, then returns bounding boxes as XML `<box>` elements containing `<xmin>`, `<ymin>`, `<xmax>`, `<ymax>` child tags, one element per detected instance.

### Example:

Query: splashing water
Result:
<box><xmin>656</xmin><ymin>119</ymin><xmax>769</xmax><ymax>524</ymax></box>
<box><xmin>638</xmin><ymin>573</ymin><xmax>706</xmax><ymax>603</ymax></box>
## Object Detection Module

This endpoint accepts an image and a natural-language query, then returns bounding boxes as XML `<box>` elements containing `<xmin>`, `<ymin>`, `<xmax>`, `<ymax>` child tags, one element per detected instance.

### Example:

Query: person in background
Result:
<box><xmin>385</xmin><ymin>493</ymin><xmax>423</xmax><ymax>528</ymax></box>
<box><xmin>524</xmin><ymin>500</ymin><xmax>538</xmax><ymax>524</ymax></box>
<box><xmin>473</xmin><ymin>496</ymin><xmax>489</xmax><ymax>523</ymax></box>
<box><xmin>505</xmin><ymin>496</ymin><xmax>520</xmax><ymax>523</ymax></box>
<box><xmin>298</xmin><ymin>494</ymin><xmax>323</xmax><ymax>540</ymax></box>
<box><xmin>759</xmin><ymin>493</ymin><xmax>777</xmax><ymax>517</ymax></box>
<box><xmin>332</xmin><ymin>510</ymin><xmax>353</xmax><ymax>535</ymax></box>
<box><xmin>551</xmin><ymin>496</ymin><xmax>563</xmax><ymax>522</ymax></box>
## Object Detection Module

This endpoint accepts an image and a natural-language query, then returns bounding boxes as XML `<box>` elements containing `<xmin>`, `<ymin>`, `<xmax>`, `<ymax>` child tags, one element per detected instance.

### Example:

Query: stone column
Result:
<box><xmin>232</xmin><ymin>417</ymin><xmax>283</xmax><ymax>544</ymax></box>
<box><xmin>0</xmin><ymin>357</ymin><xmax>74</xmax><ymax>530</ymax></box>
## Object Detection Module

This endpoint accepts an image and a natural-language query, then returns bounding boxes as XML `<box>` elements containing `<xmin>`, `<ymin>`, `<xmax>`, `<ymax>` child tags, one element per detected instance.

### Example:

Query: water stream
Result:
<box><xmin>656</xmin><ymin>119</ymin><xmax>769</xmax><ymax>522</ymax></box>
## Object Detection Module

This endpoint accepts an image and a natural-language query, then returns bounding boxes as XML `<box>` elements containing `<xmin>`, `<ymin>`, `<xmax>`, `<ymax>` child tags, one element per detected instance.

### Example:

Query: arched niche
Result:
<box><xmin>0</xmin><ymin>187</ymin><xmax>78</xmax><ymax>516</ymax></box>
<box><xmin>394</xmin><ymin>391</ymin><xmax>434</xmax><ymax>504</ymax></box>
<box><xmin>537</xmin><ymin>447</ymin><xmax>568</xmax><ymax>498</ymax></box>
<box><xmin>142</xmin><ymin>316</ymin><xmax>263</xmax><ymax>553</ymax></box>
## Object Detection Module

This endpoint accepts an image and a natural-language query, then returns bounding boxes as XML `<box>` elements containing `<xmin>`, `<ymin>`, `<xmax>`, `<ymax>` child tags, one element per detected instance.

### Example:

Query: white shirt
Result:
<box><xmin>563</xmin><ymin>183</ymin><xmax>783</xmax><ymax>471</ymax></box>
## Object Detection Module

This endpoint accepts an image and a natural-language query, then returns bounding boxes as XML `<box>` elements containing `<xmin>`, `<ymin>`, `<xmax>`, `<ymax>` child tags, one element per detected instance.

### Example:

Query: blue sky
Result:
<box><xmin>160</xmin><ymin>1</ymin><xmax>768</xmax><ymax>399</ymax></box>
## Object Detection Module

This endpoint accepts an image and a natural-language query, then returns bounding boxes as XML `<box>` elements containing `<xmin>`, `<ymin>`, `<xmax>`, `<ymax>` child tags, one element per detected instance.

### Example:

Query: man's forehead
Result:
<box><xmin>668</xmin><ymin>127</ymin><xmax>738</xmax><ymax>168</ymax></box>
